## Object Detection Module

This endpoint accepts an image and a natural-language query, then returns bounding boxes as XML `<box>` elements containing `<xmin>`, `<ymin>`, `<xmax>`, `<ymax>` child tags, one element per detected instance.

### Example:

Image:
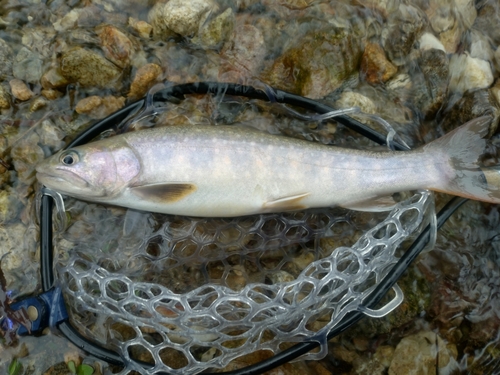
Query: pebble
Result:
<box><xmin>0</xmin><ymin>38</ymin><xmax>13</xmax><ymax>80</ymax></box>
<box><xmin>60</xmin><ymin>47</ymin><xmax>122</xmax><ymax>88</ymax></box>
<box><xmin>149</xmin><ymin>0</ymin><xmax>217</xmax><ymax>38</ymax></box>
<box><xmin>382</xmin><ymin>4</ymin><xmax>426</xmax><ymax>66</ymax></box>
<box><xmin>128</xmin><ymin>63</ymin><xmax>163</xmax><ymax>100</ymax></box>
<box><xmin>75</xmin><ymin>95</ymin><xmax>126</xmax><ymax>119</ymax></box>
<box><xmin>9</xmin><ymin>79</ymin><xmax>34</xmax><ymax>101</ymax></box>
<box><xmin>418</xmin><ymin>32</ymin><xmax>445</xmax><ymax>52</ymax></box>
<box><xmin>388</xmin><ymin>331</ymin><xmax>458</xmax><ymax>375</ymax></box>
<box><xmin>0</xmin><ymin>85</ymin><xmax>10</xmax><ymax>109</ymax></box>
<box><xmin>194</xmin><ymin>8</ymin><xmax>235</xmax><ymax>49</ymax></box>
<box><xmin>41</xmin><ymin>68</ymin><xmax>70</xmax><ymax>90</ymax></box>
<box><xmin>97</xmin><ymin>24</ymin><xmax>135</xmax><ymax>69</ymax></box>
<box><xmin>448</xmin><ymin>54</ymin><xmax>493</xmax><ymax>94</ymax></box>
<box><xmin>266</xmin><ymin>28</ymin><xmax>362</xmax><ymax>98</ymax></box>
<box><xmin>220</xmin><ymin>24</ymin><xmax>266</xmax><ymax>80</ymax></box>
<box><xmin>360</xmin><ymin>42</ymin><xmax>397</xmax><ymax>84</ymax></box>
<box><xmin>128</xmin><ymin>17</ymin><xmax>153</xmax><ymax>39</ymax></box>
<box><xmin>13</xmin><ymin>47</ymin><xmax>43</xmax><ymax>83</ymax></box>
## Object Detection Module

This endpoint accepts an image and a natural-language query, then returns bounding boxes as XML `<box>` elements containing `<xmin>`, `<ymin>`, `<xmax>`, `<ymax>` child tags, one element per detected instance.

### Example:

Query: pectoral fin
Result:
<box><xmin>130</xmin><ymin>183</ymin><xmax>196</xmax><ymax>203</ymax></box>
<box><xmin>263</xmin><ymin>192</ymin><xmax>310</xmax><ymax>211</ymax></box>
<box><xmin>341</xmin><ymin>195</ymin><xmax>397</xmax><ymax>212</ymax></box>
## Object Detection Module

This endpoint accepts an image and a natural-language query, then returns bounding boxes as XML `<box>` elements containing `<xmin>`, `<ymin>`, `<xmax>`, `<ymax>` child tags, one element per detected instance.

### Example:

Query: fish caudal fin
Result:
<box><xmin>424</xmin><ymin>116</ymin><xmax>500</xmax><ymax>203</ymax></box>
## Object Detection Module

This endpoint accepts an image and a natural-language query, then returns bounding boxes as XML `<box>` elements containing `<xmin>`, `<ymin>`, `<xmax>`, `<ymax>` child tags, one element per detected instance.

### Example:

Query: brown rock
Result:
<box><xmin>9</xmin><ymin>79</ymin><xmax>34</xmax><ymax>101</ymax></box>
<box><xmin>0</xmin><ymin>85</ymin><xmax>10</xmax><ymax>109</ymax></box>
<box><xmin>97</xmin><ymin>24</ymin><xmax>134</xmax><ymax>69</ymax></box>
<box><xmin>220</xmin><ymin>24</ymin><xmax>266</xmax><ymax>79</ymax></box>
<box><xmin>128</xmin><ymin>17</ymin><xmax>153</xmax><ymax>39</ymax></box>
<box><xmin>128</xmin><ymin>63</ymin><xmax>163</xmax><ymax>100</ymax></box>
<box><xmin>41</xmin><ymin>89</ymin><xmax>64</xmax><ymax>100</ymax></box>
<box><xmin>41</xmin><ymin>68</ymin><xmax>70</xmax><ymax>90</ymax></box>
<box><xmin>60</xmin><ymin>47</ymin><xmax>122</xmax><ymax>88</ymax></box>
<box><xmin>75</xmin><ymin>95</ymin><xmax>126</xmax><ymax>119</ymax></box>
<box><xmin>361</xmin><ymin>42</ymin><xmax>397</xmax><ymax>84</ymax></box>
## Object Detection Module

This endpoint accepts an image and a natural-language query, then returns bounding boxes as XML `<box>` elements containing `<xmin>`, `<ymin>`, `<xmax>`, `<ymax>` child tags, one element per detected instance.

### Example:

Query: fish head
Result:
<box><xmin>36</xmin><ymin>140</ymin><xmax>140</xmax><ymax>200</ymax></box>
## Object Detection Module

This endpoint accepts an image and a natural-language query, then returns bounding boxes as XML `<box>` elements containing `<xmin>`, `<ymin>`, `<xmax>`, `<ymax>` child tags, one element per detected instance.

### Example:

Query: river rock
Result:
<box><xmin>75</xmin><ymin>95</ymin><xmax>126</xmax><ymax>119</ymax></box>
<box><xmin>9</xmin><ymin>79</ymin><xmax>34</xmax><ymax>101</ymax></box>
<box><xmin>419</xmin><ymin>32</ymin><xmax>445</xmax><ymax>52</ymax></box>
<box><xmin>382</xmin><ymin>4</ymin><xmax>426</xmax><ymax>66</ymax></box>
<box><xmin>474</xmin><ymin>1</ymin><xmax>500</xmax><ymax>46</ymax></box>
<box><xmin>266</xmin><ymin>27</ymin><xmax>362</xmax><ymax>98</ymax></box>
<box><xmin>0</xmin><ymin>38</ymin><xmax>13</xmax><ymax>80</ymax></box>
<box><xmin>360</xmin><ymin>42</ymin><xmax>397</xmax><ymax>84</ymax></box>
<box><xmin>448</xmin><ymin>54</ymin><xmax>493</xmax><ymax>94</ymax></box>
<box><xmin>97</xmin><ymin>24</ymin><xmax>135</xmax><ymax>69</ymax></box>
<box><xmin>149</xmin><ymin>0</ymin><xmax>217</xmax><ymax>38</ymax></box>
<box><xmin>194</xmin><ymin>8</ymin><xmax>235</xmax><ymax>49</ymax></box>
<box><xmin>13</xmin><ymin>47</ymin><xmax>43</xmax><ymax>84</ymax></box>
<box><xmin>439</xmin><ymin>89</ymin><xmax>500</xmax><ymax>133</ymax></box>
<box><xmin>411</xmin><ymin>48</ymin><xmax>449</xmax><ymax>119</ymax></box>
<box><xmin>128</xmin><ymin>17</ymin><xmax>153</xmax><ymax>39</ymax></box>
<box><xmin>128</xmin><ymin>63</ymin><xmax>163</xmax><ymax>100</ymax></box>
<box><xmin>389</xmin><ymin>331</ymin><xmax>458</xmax><ymax>375</ymax></box>
<box><xmin>0</xmin><ymin>85</ymin><xmax>11</xmax><ymax>109</ymax></box>
<box><xmin>219</xmin><ymin>24</ymin><xmax>266</xmax><ymax>82</ymax></box>
<box><xmin>41</xmin><ymin>68</ymin><xmax>70</xmax><ymax>90</ymax></box>
<box><xmin>60</xmin><ymin>47</ymin><xmax>122</xmax><ymax>88</ymax></box>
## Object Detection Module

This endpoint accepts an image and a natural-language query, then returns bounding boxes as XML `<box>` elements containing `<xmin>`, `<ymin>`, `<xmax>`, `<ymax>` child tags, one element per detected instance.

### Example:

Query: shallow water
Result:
<box><xmin>0</xmin><ymin>0</ymin><xmax>500</xmax><ymax>374</ymax></box>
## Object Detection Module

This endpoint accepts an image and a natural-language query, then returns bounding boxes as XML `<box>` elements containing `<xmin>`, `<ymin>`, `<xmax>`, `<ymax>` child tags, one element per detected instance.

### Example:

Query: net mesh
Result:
<box><xmin>56</xmin><ymin>190</ymin><xmax>431</xmax><ymax>374</ymax></box>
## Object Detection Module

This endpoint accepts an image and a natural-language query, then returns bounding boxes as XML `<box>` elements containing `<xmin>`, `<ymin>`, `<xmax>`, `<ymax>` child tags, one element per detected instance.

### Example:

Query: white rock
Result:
<box><xmin>455</xmin><ymin>0</ymin><xmax>477</xmax><ymax>29</ymax></box>
<box><xmin>469</xmin><ymin>30</ymin><xmax>495</xmax><ymax>63</ymax></box>
<box><xmin>151</xmin><ymin>0</ymin><xmax>217</xmax><ymax>38</ymax></box>
<box><xmin>419</xmin><ymin>32</ymin><xmax>445</xmax><ymax>52</ymax></box>
<box><xmin>335</xmin><ymin>91</ymin><xmax>376</xmax><ymax>115</ymax></box>
<box><xmin>448</xmin><ymin>54</ymin><xmax>493</xmax><ymax>93</ymax></box>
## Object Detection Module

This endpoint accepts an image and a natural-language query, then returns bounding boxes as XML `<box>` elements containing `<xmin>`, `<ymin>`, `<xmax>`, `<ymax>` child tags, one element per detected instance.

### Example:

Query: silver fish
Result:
<box><xmin>36</xmin><ymin>117</ymin><xmax>500</xmax><ymax>217</ymax></box>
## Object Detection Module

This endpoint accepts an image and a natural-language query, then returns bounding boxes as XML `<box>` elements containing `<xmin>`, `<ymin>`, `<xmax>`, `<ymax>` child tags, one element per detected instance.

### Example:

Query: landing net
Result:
<box><xmin>56</xmin><ymin>191</ymin><xmax>432</xmax><ymax>374</ymax></box>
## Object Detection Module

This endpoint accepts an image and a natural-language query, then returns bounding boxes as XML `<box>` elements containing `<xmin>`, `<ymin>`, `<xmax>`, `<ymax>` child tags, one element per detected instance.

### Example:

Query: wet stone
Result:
<box><xmin>41</xmin><ymin>68</ymin><xmax>70</xmax><ymax>90</ymax></box>
<box><xmin>388</xmin><ymin>331</ymin><xmax>458</xmax><ymax>375</ymax></box>
<box><xmin>382</xmin><ymin>4</ymin><xmax>426</xmax><ymax>66</ymax></box>
<box><xmin>97</xmin><ymin>24</ymin><xmax>135</xmax><ymax>69</ymax></box>
<box><xmin>411</xmin><ymin>48</ymin><xmax>449</xmax><ymax>119</ymax></box>
<box><xmin>149</xmin><ymin>0</ymin><xmax>217</xmax><ymax>38</ymax></box>
<box><xmin>448</xmin><ymin>54</ymin><xmax>493</xmax><ymax>94</ymax></box>
<box><xmin>194</xmin><ymin>8</ymin><xmax>235</xmax><ymax>49</ymax></box>
<box><xmin>128</xmin><ymin>17</ymin><xmax>153</xmax><ymax>39</ymax></box>
<box><xmin>0</xmin><ymin>38</ymin><xmax>13</xmax><ymax>80</ymax></box>
<box><xmin>266</xmin><ymin>27</ymin><xmax>362</xmax><ymax>98</ymax></box>
<box><xmin>0</xmin><ymin>85</ymin><xmax>11</xmax><ymax>109</ymax></box>
<box><xmin>128</xmin><ymin>63</ymin><xmax>163</xmax><ymax>100</ymax></box>
<box><xmin>360</xmin><ymin>42</ymin><xmax>397</xmax><ymax>84</ymax></box>
<box><xmin>75</xmin><ymin>95</ymin><xmax>126</xmax><ymax>120</ymax></box>
<box><xmin>9</xmin><ymin>79</ymin><xmax>34</xmax><ymax>101</ymax></box>
<box><xmin>219</xmin><ymin>24</ymin><xmax>266</xmax><ymax>81</ymax></box>
<box><xmin>439</xmin><ymin>89</ymin><xmax>500</xmax><ymax>133</ymax></box>
<box><xmin>13</xmin><ymin>47</ymin><xmax>43</xmax><ymax>84</ymax></box>
<box><xmin>474</xmin><ymin>1</ymin><xmax>500</xmax><ymax>47</ymax></box>
<box><xmin>60</xmin><ymin>47</ymin><xmax>122</xmax><ymax>88</ymax></box>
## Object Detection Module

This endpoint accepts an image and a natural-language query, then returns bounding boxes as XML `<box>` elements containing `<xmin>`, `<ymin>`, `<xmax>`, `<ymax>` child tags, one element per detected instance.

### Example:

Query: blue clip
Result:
<box><xmin>2</xmin><ymin>288</ymin><xmax>68</xmax><ymax>336</ymax></box>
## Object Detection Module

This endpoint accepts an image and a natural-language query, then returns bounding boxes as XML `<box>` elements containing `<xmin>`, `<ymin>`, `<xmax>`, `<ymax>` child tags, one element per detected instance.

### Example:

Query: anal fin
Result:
<box><xmin>263</xmin><ymin>192</ymin><xmax>310</xmax><ymax>212</ymax></box>
<box><xmin>130</xmin><ymin>183</ymin><xmax>196</xmax><ymax>203</ymax></box>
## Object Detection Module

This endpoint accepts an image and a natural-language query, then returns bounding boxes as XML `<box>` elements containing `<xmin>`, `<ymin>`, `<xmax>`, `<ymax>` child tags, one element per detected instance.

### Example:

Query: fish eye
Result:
<box><xmin>60</xmin><ymin>150</ymin><xmax>79</xmax><ymax>166</ymax></box>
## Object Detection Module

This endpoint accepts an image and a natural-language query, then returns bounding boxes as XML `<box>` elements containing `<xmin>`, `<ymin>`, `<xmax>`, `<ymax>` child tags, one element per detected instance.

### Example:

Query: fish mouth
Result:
<box><xmin>36</xmin><ymin>169</ymin><xmax>90</xmax><ymax>190</ymax></box>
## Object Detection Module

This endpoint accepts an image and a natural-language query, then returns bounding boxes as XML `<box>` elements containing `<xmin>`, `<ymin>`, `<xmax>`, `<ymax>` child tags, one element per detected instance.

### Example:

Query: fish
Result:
<box><xmin>36</xmin><ymin>116</ymin><xmax>500</xmax><ymax>217</ymax></box>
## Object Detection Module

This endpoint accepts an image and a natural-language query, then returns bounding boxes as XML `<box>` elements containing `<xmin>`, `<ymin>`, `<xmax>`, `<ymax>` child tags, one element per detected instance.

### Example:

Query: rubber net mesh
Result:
<box><xmin>53</xmin><ymin>190</ymin><xmax>432</xmax><ymax>373</ymax></box>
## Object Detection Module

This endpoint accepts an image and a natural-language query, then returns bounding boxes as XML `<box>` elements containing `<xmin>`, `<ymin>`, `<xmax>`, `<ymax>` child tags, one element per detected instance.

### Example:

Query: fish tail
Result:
<box><xmin>424</xmin><ymin>116</ymin><xmax>500</xmax><ymax>203</ymax></box>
